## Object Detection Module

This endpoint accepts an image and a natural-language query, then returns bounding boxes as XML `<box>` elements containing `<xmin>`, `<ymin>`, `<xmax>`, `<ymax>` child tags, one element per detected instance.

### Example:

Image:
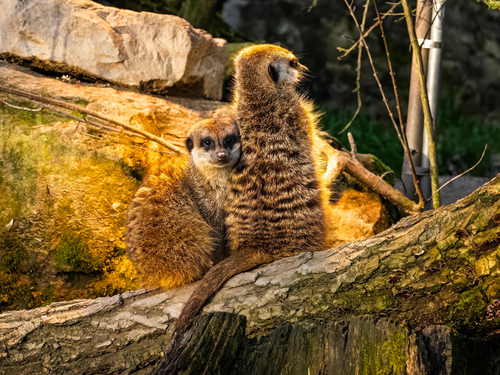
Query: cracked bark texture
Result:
<box><xmin>1</xmin><ymin>176</ymin><xmax>499</xmax><ymax>374</ymax></box>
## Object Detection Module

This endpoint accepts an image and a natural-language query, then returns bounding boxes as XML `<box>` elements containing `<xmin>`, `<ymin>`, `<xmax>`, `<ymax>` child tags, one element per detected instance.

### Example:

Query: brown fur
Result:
<box><xmin>126</xmin><ymin>109</ymin><xmax>240</xmax><ymax>289</ymax></box>
<box><xmin>174</xmin><ymin>44</ymin><xmax>334</xmax><ymax>332</ymax></box>
<box><xmin>227</xmin><ymin>46</ymin><xmax>326</xmax><ymax>256</ymax></box>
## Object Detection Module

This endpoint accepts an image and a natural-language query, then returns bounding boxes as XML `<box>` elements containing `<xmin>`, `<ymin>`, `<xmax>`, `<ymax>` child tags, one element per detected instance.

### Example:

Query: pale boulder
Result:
<box><xmin>0</xmin><ymin>0</ymin><xmax>227</xmax><ymax>99</ymax></box>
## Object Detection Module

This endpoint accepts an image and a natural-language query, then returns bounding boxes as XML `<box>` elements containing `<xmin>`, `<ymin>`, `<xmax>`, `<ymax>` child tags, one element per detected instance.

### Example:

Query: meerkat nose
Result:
<box><xmin>216</xmin><ymin>151</ymin><xmax>228</xmax><ymax>163</ymax></box>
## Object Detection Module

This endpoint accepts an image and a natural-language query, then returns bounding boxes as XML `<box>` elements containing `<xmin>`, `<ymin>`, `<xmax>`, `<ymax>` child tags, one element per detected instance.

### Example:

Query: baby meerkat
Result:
<box><xmin>126</xmin><ymin>108</ymin><xmax>240</xmax><ymax>289</ymax></box>
<box><xmin>174</xmin><ymin>44</ymin><xmax>335</xmax><ymax>332</ymax></box>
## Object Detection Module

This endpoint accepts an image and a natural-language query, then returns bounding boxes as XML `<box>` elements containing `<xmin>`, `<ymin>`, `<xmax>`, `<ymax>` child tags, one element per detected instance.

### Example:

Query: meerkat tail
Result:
<box><xmin>174</xmin><ymin>251</ymin><xmax>276</xmax><ymax>333</ymax></box>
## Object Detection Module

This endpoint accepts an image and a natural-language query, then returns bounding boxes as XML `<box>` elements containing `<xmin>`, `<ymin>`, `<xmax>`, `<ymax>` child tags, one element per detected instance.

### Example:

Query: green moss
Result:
<box><xmin>0</xmin><ymin>280</ymin><xmax>34</xmax><ymax>309</ymax></box>
<box><xmin>0</xmin><ymin>104</ymin><xmax>62</xmax><ymax>226</ymax></box>
<box><xmin>449</xmin><ymin>288</ymin><xmax>488</xmax><ymax>329</ymax></box>
<box><xmin>40</xmin><ymin>284</ymin><xmax>55</xmax><ymax>305</ymax></box>
<box><xmin>0</xmin><ymin>100</ymin><xmax>61</xmax><ymax>125</ymax></box>
<box><xmin>331</xmin><ymin>289</ymin><xmax>396</xmax><ymax>314</ymax></box>
<box><xmin>0</xmin><ymin>234</ymin><xmax>28</xmax><ymax>273</ymax></box>
<box><xmin>483</xmin><ymin>0</ymin><xmax>500</xmax><ymax>10</ymax></box>
<box><xmin>53</xmin><ymin>233</ymin><xmax>96</xmax><ymax>273</ymax></box>
<box><xmin>379</xmin><ymin>330</ymin><xmax>407</xmax><ymax>375</ymax></box>
<box><xmin>0</xmin><ymin>103</ymin><xmax>140</xmax><ymax>311</ymax></box>
<box><xmin>360</xmin><ymin>329</ymin><xmax>407</xmax><ymax>375</ymax></box>
<box><xmin>0</xmin><ymin>234</ymin><xmax>41</xmax><ymax>310</ymax></box>
<box><xmin>59</xmin><ymin>96</ymin><xmax>90</xmax><ymax>107</ymax></box>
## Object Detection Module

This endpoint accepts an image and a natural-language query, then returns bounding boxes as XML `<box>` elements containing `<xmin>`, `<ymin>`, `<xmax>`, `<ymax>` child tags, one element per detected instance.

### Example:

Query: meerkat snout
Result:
<box><xmin>268</xmin><ymin>57</ymin><xmax>307</xmax><ymax>87</ymax></box>
<box><xmin>215</xmin><ymin>150</ymin><xmax>229</xmax><ymax>163</ymax></box>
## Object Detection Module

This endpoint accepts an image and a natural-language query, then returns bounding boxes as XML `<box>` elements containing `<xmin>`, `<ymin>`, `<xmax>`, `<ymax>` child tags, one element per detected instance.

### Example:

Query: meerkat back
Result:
<box><xmin>126</xmin><ymin>110</ymin><xmax>241</xmax><ymax>289</ymax></box>
<box><xmin>226</xmin><ymin>44</ymin><xmax>327</xmax><ymax>256</ymax></box>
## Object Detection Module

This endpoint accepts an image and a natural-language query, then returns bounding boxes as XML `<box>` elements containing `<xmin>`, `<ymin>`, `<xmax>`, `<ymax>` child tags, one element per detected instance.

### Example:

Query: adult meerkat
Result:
<box><xmin>126</xmin><ymin>109</ymin><xmax>241</xmax><ymax>289</ymax></box>
<box><xmin>174</xmin><ymin>44</ymin><xmax>335</xmax><ymax>331</ymax></box>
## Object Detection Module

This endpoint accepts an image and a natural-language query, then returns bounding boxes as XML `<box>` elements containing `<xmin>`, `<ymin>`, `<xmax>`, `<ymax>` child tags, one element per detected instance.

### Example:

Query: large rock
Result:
<box><xmin>0</xmin><ymin>0</ymin><xmax>227</xmax><ymax>99</ymax></box>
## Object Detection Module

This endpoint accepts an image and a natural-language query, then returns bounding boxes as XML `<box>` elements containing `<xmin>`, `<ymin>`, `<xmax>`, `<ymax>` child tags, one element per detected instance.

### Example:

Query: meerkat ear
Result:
<box><xmin>268</xmin><ymin>63</ymin><xmax>280</xmax><ymax>84</ymax></box>
<box><xmin>185</xmin><ymin>136</ymin><xmax>194</xmax><ymax>152</ymax></box>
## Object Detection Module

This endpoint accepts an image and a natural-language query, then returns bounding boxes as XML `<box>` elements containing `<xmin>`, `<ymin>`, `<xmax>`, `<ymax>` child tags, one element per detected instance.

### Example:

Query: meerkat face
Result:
<box><xmin>186</xmin><ymin>121</ymin><xmax>241</xmax><ymax>170</ymax></box>
<box><xmin>268</xmin><ymin>57</ymin><xmax>305</xmax><ymax>88</ymax></box>
<box><xmin>234</xmin><ymin>44</ymin><xmax>307</xmax><ymax>91</ymax></box>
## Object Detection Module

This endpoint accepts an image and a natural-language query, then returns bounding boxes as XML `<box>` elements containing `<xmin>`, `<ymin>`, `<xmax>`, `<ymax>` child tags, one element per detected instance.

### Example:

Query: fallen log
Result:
<box><xmin>1</xmin><ymin>176</ymin><xmax>498</xmax><ymax>374</ymax></box>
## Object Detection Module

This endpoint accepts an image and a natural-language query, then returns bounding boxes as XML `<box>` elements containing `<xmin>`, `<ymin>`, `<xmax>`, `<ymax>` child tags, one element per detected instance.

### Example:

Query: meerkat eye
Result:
<box><xmin>289</xmin><ymin>59</ymin><xmax>298</xmax><ymax>68</ymax></box>
<box><xmin>223</xmin><ymin>134</ymin><xmax>239</xmax><ymax>149</ymax></box>
<box><xmin>185</xmin><ymin>137</ymin><xmax>194</xmax><ymax>152</ymax></box>
<box><xmin>201</xmin><ymin>137</ymin><xmax>213</xmax><ymax>148</ymax></box>
<box><xmin>268</xmin><ymin>63</ymin><xmax>279</xmax><ymax>83</ymax></box>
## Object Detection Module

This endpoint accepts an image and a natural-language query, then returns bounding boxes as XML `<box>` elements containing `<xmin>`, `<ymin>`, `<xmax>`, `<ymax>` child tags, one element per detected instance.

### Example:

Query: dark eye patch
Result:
<box><xmin>223</xmin><ymin>134</ymin><xmax>239</xmax><ymax>149</ymax></box>
<box><xmin>185</xmin><ymin>137</ymin><xmax>194</xmax><ymax>152</ymax></box>
<box><xmin>268</xmin><ymin>63</ymin><xmax>279</xmax><ymax>83</ymax></box>
<box><xmin>201</xmin><ymin>137</ymin><xmax>214</xmax><ymax>149</ymax></box>
<box><xmin>289</xmin><ymin>59</ymin><xmax>298</xmax><ymax>68</ymax></box>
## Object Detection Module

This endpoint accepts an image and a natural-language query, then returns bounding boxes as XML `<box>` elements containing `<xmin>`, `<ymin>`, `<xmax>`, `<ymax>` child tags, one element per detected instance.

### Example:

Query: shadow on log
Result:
<box><xmin>0</xmin><ymin>176</ymin><xmax>498</xmax><ymax>374</ymax></box>
<box><xmin>156</xmin><ymin>312</ymin><xmax>499</xmax><ymax>375</ymax></box>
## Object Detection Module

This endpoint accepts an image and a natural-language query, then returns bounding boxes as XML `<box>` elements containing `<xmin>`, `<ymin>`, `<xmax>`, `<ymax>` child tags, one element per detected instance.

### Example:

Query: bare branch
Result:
<box><xmin>337</xmin><ymin>1</ymin><xmax>400</xmax><ymax>60</ymax></box>
<box><xmin>341</xmin><ymin>0</ymin><xmax>405</xmax><ymax>147</ymax></box>
<box><xmin>329</xmin><ymin>147</ymin><xmax>421</xmax><ymax>214</ymax></box>
<box><xmin>436</xmin><ymin>144</ymin><xmax>488</xmax><ymax>195</ymax></box>
<box><xmin>347</xmin><ymin>132</ymin><xmax>358</xmax><ymax>158</ymax></box>
<box><xmin>339</xmin><ymin>0</ymin><xmax>369</xmax><ymax>133</ymax></box>
<box><xmin>0</xmin><ymin>99</ymin><xmax>42</xmax><ymax>112</ymax></box>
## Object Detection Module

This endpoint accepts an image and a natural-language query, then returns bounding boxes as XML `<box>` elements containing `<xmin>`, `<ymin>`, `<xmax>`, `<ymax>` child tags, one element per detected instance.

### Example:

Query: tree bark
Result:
<box><xmin>1</xmin><ymin>176</ymin><xmax>498</xmax><ymax>374</ymax></box>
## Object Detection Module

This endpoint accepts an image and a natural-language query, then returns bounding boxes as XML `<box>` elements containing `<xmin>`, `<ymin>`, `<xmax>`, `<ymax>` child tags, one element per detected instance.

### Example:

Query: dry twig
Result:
<box><xmin>331</xmin><ymin>147</ymin><xmax>421</xmax><ymax>214</ymax></box>
<box><xmin>436</xmin><ymin>144</ymin><xmax>488</xmax><ymax>195</ymax></box>
<box><xmin>0</xmin><ymin>99</ymin><xmax>42</xmax><ymax>112</ymax></box>
<box><xmin>337</xmin><ymin>1</ymin><xmax>400</xmax><ymax>60</ymax></box>
<box><xmin>347</xmin><ymin>132</ymin><xmax>358</xmax><ymax>158</ymax></box>
<box><xmin>342</xmin><ymin>0</ymin><xmax>407</xmax><ymax>148</ymax></box>
<box><xmin>339</xmin><ymin>0</ymin><xmax>370</xmax><ymax>133</ymax></box>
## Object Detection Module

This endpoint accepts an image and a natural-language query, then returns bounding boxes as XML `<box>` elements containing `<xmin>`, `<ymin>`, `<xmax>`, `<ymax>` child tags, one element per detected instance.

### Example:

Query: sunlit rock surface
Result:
<box><xmin>0</xmin><ymin>0</ymin><xmax>227</xmax><ymax>99</ymax></box>
<box><xmin>0</xmin><ymin>63</ymin><xmax>221</xmax><ymax>311</ymax></box>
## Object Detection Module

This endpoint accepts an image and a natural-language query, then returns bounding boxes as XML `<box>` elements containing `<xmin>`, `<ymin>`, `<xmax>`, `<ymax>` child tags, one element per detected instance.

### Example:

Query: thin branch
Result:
<box><xmin>0</xmin><ymin>99</ymin><xmax>42</xmax><ymax>112</ymax></box>
<box><xmin>436</xmin><ymin>144</ymin><xmax>488</xmax><ymax>194</ymax></box>
<box><xmin>341</xmin><ymin>0</ymin><xmax>404</xmax><ymax>147</ymax></box>
<box><xmin>317</xmin><ymin>136</ymin><xmax>421</xmax><ymax>214</ymax></box>
<box><xmin>337</xmin><ymin>1</ymin><xmax>400</xmax><ymax>60</ymax></box>
<box><xmin>373</xmin><ymin>0</ymin><xmax>424</xmax><ymax>208</ymax></box>
<box><xmin>339</xmin><ymin>0</ymin><xmax>369</xmax><ymax>133</ymax></box>
<box><xmin>347</xmin><ymin>132</ymin><xmax>358</xmax><ymax>158</ymax></box>
<box><xmin>0</xmin><ymin>85</ymin><xmax>184</xmax><ymax>154</ymax></box>
<box><xmin>400</xmin><ymin>0</ymin><xmax>440</xmax><ymax>208</ymax></box>
<box><xmin>333</xmin><ymin>148</ymin><xmax>421</xmax><ymax>214</ymax></box>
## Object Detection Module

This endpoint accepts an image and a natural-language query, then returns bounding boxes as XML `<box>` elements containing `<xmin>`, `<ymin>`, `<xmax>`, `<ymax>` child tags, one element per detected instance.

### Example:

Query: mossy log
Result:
<box><xmin>1</xmin><ymin>176</ymin><xmax>498</xmax><ymax>375</ymax></box>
